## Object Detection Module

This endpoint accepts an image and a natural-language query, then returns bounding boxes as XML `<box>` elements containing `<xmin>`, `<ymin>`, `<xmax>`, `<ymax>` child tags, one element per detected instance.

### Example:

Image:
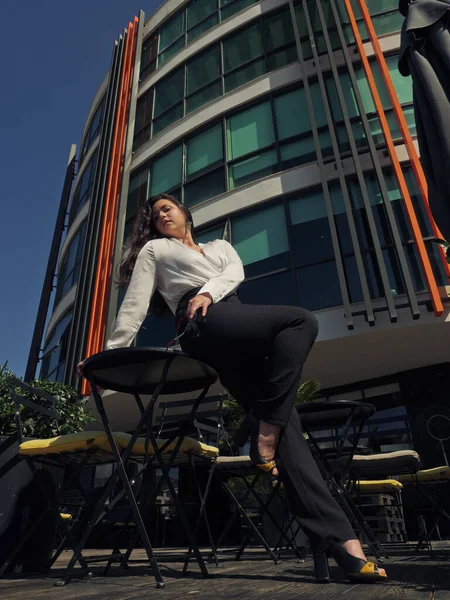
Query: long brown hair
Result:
<box><xmin>117</xmin><ymin>194</ymin><xmax>196</xmax><ymax>316</ymax></box>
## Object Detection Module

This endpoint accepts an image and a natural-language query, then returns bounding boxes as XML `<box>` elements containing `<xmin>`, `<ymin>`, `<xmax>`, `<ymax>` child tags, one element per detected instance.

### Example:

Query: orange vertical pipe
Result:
<box><xmin>94</xmin><ymin>19</ymin><xmax>136</xmax><ymax>353</ymax></box>
<box><xmin>86</xmin><ymin>26</ymin><xmax>131</xmax><ymax>358</ymax></box>
<box><xmin>82</xmin><ymin>18</ymin><xmax>138</xmax><ymax>395</ymax></box>
<box><xmin>356</xmin><ymin>0</ymin><xmax>450</xmax><ymax>278</ymax></box>
<box><xmin>96</xmin><ymin>19</ymin><xmax>138</xmax><ymax>352</ymax></box>
<box><xmin>343</xmin><ymin>0</ymin><xmax>443</xmax><ymax>316</ymax></box>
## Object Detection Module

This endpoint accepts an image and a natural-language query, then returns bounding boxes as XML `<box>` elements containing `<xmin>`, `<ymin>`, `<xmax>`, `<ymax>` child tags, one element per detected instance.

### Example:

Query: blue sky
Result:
<box><xmin>0</xmin><ymin>1</ymin><xmax>160</xmax><ymax>378</ymax></box>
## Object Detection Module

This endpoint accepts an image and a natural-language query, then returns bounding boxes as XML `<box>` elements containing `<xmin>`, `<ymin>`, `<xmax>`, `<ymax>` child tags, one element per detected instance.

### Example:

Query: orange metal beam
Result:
<box><xmin>94</xmin><ymin>18</ymin><xmax>138</xmax><ymax>354</ymax></box>
<box><xmin>356</xmin><ymin>0</ymin><xmax>450</xmax><ymax>278</ymax></box>
<box><xmin>82</xmin><ymin>18</ymin><xmax>139</xmax><ymax>395</ymax></box>
<box><xmin>343</xmin><ymin>0</ymin><xmax>443</xmax><ymax>316</ymax></box>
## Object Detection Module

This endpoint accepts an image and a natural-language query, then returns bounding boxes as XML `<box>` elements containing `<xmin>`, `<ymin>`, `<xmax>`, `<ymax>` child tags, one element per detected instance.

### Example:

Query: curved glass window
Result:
<box><xmin>128</xmin><ymin>53</ymin><xmax>417</xmax><ymax>217</ymax></box>
<box><xmin>69</xmin><ymin>150</ymin><xmax>98</xmax><ymax>225</ymax></box>
<box><xmin>140</xmin><ymin>0</ymin><xmax>260</xmax><ymax>78</ymax></box>
<box><xmin>40</xmin><ymin>311</ymin><xmax>73</xmax><ymax>382</ymax></box>
<box><xmin>54</xmin><ymin>221</ymin><xmax>87</xmax><ymax>306</ymax></box>
<box><xmin>81</xmin><ymin>98</ymin><xmax>104</xmax><ymax>160</ymax></box>
<box><xmin>295</xmin><ymin>0</ymin><xmax>403</xmax><ymax>59</ymax></box>
<box><xmin>134</xmin><ymin>6</ymin><xmax>296</xmax><ymax>149</ymax></box>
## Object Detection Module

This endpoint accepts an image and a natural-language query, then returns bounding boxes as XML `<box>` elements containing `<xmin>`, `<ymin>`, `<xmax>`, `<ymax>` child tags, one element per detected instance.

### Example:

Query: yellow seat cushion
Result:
<box><xmin>19</xmin><ymin>431</ymin><xmax>218</xmax><ymax>459</ymax></box>
<box><xmin>19</xmin><ymin>431</ymin><xmax>114</xmax><ymax>455</ymax></box>
<box><xmin>112</xmin><ymin>433</ymin><xmax>218</xmax><ymax>458</ymax></box>
<box><xmin>60</xmin><ymin>513</ymin><xmax>72</xmax><ymax>520</ymax></box>
<box><xmin>398</xmin><ymin>466</ymin><xmax>450</xmax><ymax>483</ymax></box>
<box><xmin>354</xmin><ymin>479</ymin><xmax>403</xmax><ymax>492</ymax></box>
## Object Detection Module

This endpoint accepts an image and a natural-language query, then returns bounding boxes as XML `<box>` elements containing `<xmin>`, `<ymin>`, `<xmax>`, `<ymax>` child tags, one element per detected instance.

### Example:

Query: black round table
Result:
<box><xmin>83</xmin><ymin>346</ymin><xmax>217</xmax><ymax>394</ymax></box>
<box><xmin>80</xmin><ymin>348</ymin><xmax>219</xmax><ymax>585</ymax></box>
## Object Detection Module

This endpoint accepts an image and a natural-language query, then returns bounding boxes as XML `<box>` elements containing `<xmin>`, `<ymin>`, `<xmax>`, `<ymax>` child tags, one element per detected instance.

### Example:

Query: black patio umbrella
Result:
<box><xmin>398</xmin><ymin>0</ymin><xmax>450</xmax><ymax>241</ymax></box>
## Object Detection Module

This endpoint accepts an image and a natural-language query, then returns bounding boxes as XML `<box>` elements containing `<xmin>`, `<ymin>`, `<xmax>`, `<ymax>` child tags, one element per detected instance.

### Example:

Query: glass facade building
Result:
<box><xmin>37</xmin><ymin>0</ymin><xmax>450</xmax><ymax>470</ymax></box>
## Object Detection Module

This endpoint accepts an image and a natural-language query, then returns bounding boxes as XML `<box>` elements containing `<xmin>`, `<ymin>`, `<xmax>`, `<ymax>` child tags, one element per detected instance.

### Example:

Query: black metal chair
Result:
<box><xmin>0</xmin><ymin>376</ymin><xmax>121</xmax><ymax>577</ymax></box>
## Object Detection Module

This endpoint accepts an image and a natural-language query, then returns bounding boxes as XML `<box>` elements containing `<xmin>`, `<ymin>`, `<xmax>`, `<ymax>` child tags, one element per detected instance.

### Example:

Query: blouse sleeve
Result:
<box><xmin>105</xmin><ymin>241</ymin><xmax>157</xmax><ymax>350</ymax></box>
<box><xmin>198</xmin><ymin>240</ymin><xmax>245</xmax><ymax>303</ymax></box>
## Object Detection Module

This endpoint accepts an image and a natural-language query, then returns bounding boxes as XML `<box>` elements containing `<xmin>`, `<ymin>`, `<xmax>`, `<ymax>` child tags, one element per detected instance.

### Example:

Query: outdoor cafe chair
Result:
<box><xmin>0</xmin><ymin>376</ymin><xmax>124</xmax><ymax>578</ymax></box>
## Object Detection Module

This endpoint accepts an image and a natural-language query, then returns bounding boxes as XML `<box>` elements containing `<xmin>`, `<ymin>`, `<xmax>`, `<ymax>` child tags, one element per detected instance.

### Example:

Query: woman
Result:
<box><xmin>78</xmin><ymin>193</ymin><xmax>386</xmax><ymax>583</ymax></box>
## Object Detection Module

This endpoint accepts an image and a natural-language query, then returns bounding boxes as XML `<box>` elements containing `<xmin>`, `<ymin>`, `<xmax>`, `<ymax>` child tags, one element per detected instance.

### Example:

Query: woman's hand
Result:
<box><xmin>76</xmin><ymin>360</ymin><xmax>85</xmax><ymax>379</ymax></box>
<box><xmin>76</xmin><ymin>359</ymin><xmax>104</xmax><ymax>394</ymax></box>
<box><xmin>187</xmin><ymin>292</ymin><xmax>212</xmax><ymax>320</ymax></box>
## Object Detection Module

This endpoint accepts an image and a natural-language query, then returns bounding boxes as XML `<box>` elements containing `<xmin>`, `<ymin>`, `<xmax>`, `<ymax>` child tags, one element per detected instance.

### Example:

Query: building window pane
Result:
<box><xmin>366</xmin><ymin>0</ymin><xmax>398</xmax><ymax>10</ymax></box>
<box><xmin>159</xmin><ymin>37</ymin><xmax>186</xmax><ymax>65</ymax></box>
<box><xmin>296</xmin><ymin>261</ymin><xmax>342</xmax><ymax>311</ymax></box>
<box><xmin>55</xmin><ymin>222</ymin><xmax>87</xmax><ymax>305</ymax></box>
<box><xmin>289</xmin><ymin>189</ymin><xmax>335</xmax><ymax>264</ymax></box>
<box><xmin>127</xmin><ymin>168</ymin><xmax>149</xmax><ymax>219</ymax></box>
<box><xmin>133</xmin><ymin>89</ymin><xmax>153</xmax><ymax>151</ymax></box>
<box><xmin>403</xmin><ymin>166</ymin><xmax>433</xmax><ymax>237</ymax></box>
<box><xmin>239</xmin><ymin>271</ymin><xmax>297</xmax><ymax>305</ymax></box>
<box><xmin>188</xmin><ymin>0</ymin><xmax>217</xmax><ymax>29</ymax></box>
<box><xmin>227</xmin><ymin>101</ymin><xmax>275</xmax><ymax>160</ymax></box>
<box><xmin>196</xmin><ymin>223</ymin><xmax>226</xmax><ymax>243</ymax></box>
<box><xmin>187</xmin><ymin>14</ymin><xmax>219</xmax><ymax>43</ymax></box>
<box><xmin>40</xmin><ymin>311</ymin><xmax>73</xmax><ymax>382</ymax></box>
<box><xmin>150</xmin><ymin>145</ymin><xmax>182</xmax><ymax>195</ymax></box>
<box><xmin>154</xmin><ymin>68</ymin><xmax>185</xmax><ymax>118</ymax></box>
<box><xmin>187</xmin><ymin>46</ymin><xmax>220</xmax><ymax>95</ymax></box>
<box><xmin>266</xmin><ymin>45</ymin><xmax>297</xmax><ymax>71</ymax></box>
<box><xmin>274</xmin><ymin>88</ymin><xmax>311</xmax><ymax>140</ymax></box>
<box><xmin>223</xmin><ymin>23</ymin><xmax>263</xmax><ymax>73</ymax></box>
<box><xmin>232</xmin><ymin>204</ymin><xmax>289</xmax><ymax>276</ymax></box>
<box><xmin>262</xmin><ymin>7</ymin><xmax>295</xmax><ymax>52</ymax></box>
<box><xmin>224</xmin><ymin>58</ymin><xmax>266</xmax><ymax>92</ymax></box>
<box><xmin>280</xmin><ymin>137</ymin><xmax>316</xmax><ymax>169</ymax></box>
<box><xmin>371</xmin><ymin>54</ymin><xmax>413</xmax><ymax>109</ymax></box>
<box><xmin>186</xmin><ymin>123</ymin><xmax>223</xmax><ymax>180</ymax></box>
<box><xmin>372</xmin><ymin>10</ymin><xmax>403</xmax><ymax>36</ymax></box>
<box><xmin>152</xmin><ymin>104</ymin><xmax>184</xmax><ymax>136</ymax></box>
<box><xmin>229</xmin><ymin>149</ymin><xmax>278</xmax><ymax>188</ymax></box>
<box><xmin>220</xmin><ymin>0</ymin><xmax>256</xmax><ymax>20</ymax></box>
<box><xmin>184</xmin><ymin>168</ymin><xmax>226</xmax><ymax>207</ymax></box>
<box><xmin>159</xmin><ymin>11</ymin><xmax>185</xmax><ymax>51</ymax></box>
<box><xmin>186</xmin><ymin>81</ymin><xmax>222</xmax><ymax>113</ymax></box>
<box><xmin>82</xmin><ymin>99</ymin><xmax>104</xmax><ymax>158</ymax></box>
<box><xmin>69</xmin><ymin>151</ymin><xmax>98</xmax><ymax>225</ymax></box>
<box><xmin>140</xmin><ymin>33</ymin><xmax>158</xmax><ymax>81</ymax></box>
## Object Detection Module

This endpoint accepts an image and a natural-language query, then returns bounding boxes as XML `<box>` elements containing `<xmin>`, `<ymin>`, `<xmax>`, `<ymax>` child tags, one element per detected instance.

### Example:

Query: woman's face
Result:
<box><xmin>152</xmin><ymin>199</ymin><xmax>188</xmax><ymax>238</ymax></box>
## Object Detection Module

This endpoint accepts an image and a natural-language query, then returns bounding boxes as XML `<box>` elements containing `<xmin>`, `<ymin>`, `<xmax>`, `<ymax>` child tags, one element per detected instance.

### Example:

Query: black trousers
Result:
<box><xmin>179</xmin><ymin>293</ymin><xmax>355</xmax><ymax>551</ymax></box>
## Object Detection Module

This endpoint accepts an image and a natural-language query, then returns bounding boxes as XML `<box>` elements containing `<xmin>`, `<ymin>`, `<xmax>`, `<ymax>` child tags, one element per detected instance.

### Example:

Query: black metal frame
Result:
<box><xmin>24</xmin><ymin>149</ymin><xmax>76</xmax><ymax>383</ymax></box>
<box><xmin>66</xmin><ymin>353</ymin><xmax>221</xmax><ymax>585</ymax></box>
<box><xmin>298</xmin><ymin>401</ymin><xmax>388</xmax><ymax>559</ymax></box>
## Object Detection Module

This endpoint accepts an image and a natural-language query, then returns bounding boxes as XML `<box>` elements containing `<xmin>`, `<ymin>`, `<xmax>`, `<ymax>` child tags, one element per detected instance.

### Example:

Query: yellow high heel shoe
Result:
<box><xmin>314</xmin><ymin>542</ymin><xmax>387</xmax><ymax>583</ymax></box>
<box><xmin>235</xmin><ymin>414</ymin><xmax>278</xmax><ymax>475</ymax></box>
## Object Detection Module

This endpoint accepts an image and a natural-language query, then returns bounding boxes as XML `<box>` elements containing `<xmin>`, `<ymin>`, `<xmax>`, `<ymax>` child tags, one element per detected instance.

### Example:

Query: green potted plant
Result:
<box><xmin>0</xmin><ymin>362</ymin><xmax>95</xmax><ymax>573</ymax></box>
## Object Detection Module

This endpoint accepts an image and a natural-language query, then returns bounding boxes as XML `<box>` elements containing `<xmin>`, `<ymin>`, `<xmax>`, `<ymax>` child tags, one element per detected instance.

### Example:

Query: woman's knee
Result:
<box><xmin>305</xmin><ymin>312</ymin><xmax>319</xmax><ymax>342</ymax></box>
<box><xmin>291</xmin><ymin>307</ymin><xmax>319</xmax><ymax>340</ymax></box>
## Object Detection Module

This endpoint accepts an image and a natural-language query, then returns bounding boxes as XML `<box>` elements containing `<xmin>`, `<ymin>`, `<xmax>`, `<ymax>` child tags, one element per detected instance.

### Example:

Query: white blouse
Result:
<box><xmin>105</xmin><ymin>237</ymin><xmax>245</xmax><ymax>350</ymax></box>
